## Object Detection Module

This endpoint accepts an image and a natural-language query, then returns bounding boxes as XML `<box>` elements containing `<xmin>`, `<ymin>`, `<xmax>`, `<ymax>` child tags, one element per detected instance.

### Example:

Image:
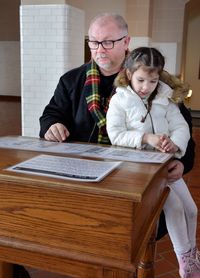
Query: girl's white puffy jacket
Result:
<box><xmin>106</xmin><ymin>81</ymin><xmax>190</xmax><ymax>158</ymax></box>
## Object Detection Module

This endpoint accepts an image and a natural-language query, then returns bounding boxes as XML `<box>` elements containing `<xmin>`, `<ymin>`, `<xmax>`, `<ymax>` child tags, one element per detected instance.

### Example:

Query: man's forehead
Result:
<box><xmin>88</xmin><ymin>20</ymin><xmax>121</xmax><ymax>39</ymax></box>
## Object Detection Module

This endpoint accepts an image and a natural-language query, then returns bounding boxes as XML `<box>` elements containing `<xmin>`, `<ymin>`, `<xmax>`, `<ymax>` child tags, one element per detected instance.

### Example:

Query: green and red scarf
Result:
<box><xmin>83</xmin><ymin>61</ymin><xmax>112</xmax><ymax>144</ymax></box>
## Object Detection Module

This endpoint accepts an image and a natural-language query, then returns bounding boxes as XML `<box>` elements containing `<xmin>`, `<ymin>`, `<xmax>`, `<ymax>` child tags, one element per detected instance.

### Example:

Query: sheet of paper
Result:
<box><xmin>6</xmin><ymin>154</ymin><xmax>122</xmax><ymax>182</ymax></box>
<box><xmin>0</xmin><ymin>136</ymin><xmax>92</xmax><ymax>153</ymax></box>
<box><xmin>81</xmin><ymin>146</ymin><xmax>173</xmax><ymax>163</ymax></box>
<box><xmin>0</xmin><ymin>136</ymin><xmax>173</xmax><ymax>163</ymax></box>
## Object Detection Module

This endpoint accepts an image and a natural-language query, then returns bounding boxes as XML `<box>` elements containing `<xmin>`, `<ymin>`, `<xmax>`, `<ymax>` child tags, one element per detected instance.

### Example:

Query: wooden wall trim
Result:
<box><xmin>0</xmin><ymin>96</ymin><xmax>21</xmax><ymax>102</ymax></box>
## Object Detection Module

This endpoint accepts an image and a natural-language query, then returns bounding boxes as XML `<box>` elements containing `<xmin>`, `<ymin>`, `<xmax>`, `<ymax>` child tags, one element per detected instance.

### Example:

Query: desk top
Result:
<box><xmin>0</xmin><ymin>146</ymin><xmax>169</xmax><ymax>201</ymax></box>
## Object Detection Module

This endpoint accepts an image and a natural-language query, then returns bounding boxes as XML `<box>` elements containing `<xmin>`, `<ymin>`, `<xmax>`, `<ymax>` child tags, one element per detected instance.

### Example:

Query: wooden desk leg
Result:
<box><xmin>0</xmin><ymin>262</ymin><xmax>13</xmax><ymax>278</ymax></box>
<box><xmin>137</xmin><ymin>228</ymin><xmax>157</xmax><ymax>278</ymax></box>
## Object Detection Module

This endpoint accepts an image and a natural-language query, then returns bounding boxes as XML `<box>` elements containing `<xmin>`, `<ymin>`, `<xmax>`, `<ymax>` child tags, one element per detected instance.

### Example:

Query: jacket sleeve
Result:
<box><xmin>178</xmin><ymin>103</ymin><xmax>196</xmax><ymax>174</ymax></box>
<box><xmin>39</xmin><ymin>76</ymin><xmax>72</xmax><ymax>138</ymax></box>
<box><xmin>106</xmin><ymin>94</ymin><xmax>145</xmax><ymax>148</ymax></box>
<box><xmin>39</xmin><ymin>64</ymin><xmax>88</xmax><ymax>139</ymax></box>
<box><xmin>166</xmin><ymin>102</ymin><xmax>190</xmax><ymax>158</ymax></box>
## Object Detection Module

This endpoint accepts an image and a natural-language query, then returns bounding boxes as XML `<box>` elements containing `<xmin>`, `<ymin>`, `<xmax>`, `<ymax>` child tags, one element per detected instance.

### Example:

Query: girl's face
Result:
<box><xmin>127</xmin><ymin>67</ymin><xmax>159</xmax><ymax>99</ymax></box>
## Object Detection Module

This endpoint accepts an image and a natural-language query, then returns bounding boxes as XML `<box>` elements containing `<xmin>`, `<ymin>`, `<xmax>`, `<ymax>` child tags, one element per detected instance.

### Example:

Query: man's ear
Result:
<box><xmin>124</xmin><ymin>36</ymin><xmax>131</xmax><ymax>49</ymax></box>
<box><xmin>126</xmin><ymin>69</ymin><xmax>132</xmax><ymax>80</ymax></box>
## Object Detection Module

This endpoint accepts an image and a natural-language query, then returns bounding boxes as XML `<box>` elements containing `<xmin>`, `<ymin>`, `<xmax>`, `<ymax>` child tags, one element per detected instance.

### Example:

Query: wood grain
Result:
<box><xmin>0</xmin><ymin>145</ymin><xmax>170</xmax><ymax>277</ymax></box>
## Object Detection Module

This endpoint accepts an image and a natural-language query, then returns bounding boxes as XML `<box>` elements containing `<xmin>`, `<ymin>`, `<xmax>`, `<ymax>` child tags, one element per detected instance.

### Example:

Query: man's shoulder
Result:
<box><xmin>56</xmin><ymin>62</ymin><xmax>90</xmax><ymax>92</ymax></box>
<box><xmin>61</xmin><ymin>63</ymin><xmax>89</xmax><ymax>80</ymax></box>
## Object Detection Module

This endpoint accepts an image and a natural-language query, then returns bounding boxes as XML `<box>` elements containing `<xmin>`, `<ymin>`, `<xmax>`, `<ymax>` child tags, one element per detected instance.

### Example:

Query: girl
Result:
<box><xmin>106</xmin><ymin>47</ymin><xmax>200</xmax><ymax>278</ymax></box>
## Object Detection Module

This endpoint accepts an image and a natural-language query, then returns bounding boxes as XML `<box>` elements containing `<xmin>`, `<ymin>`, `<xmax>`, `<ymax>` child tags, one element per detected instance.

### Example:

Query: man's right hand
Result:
<box><xmin>167</xmin><ymin>159</ymin><xmax>184</xmax><ymax>183</ymax></box>
<box><xmin>44</xmin><ymin>123</ymin><xmax>70</xmax><ymax>142</ymax></box>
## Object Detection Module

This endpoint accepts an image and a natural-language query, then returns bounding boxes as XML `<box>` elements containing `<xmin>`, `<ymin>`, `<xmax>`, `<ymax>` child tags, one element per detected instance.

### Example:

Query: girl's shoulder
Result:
<box><xmin>157</xmin><ymin>81</ymin><xmax>173</xmax><ymax>97</ymax></box>
<box><xmin>115</xmin><ymin>85</ymin><xmax>138</xmax><ymax>98</ymax></box>
<box><xmin>154</xmin><ymin>81</ymin><xmax>173</xmax><ymax>105</ymax></box>
<box><xmin>110</xmin><ymin>86</ymin><xmax>140</xmax><ymax>107</ymax></box>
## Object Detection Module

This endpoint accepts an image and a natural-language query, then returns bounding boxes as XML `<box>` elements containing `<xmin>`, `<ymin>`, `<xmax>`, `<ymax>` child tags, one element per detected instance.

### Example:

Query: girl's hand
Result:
<box><xmin>142</xmin><ymin>133</ymin><xmax>178</xmax><ymax>153</ymax></box>
<box><xmin>142</xmin><ymin>133</ymin><xmax>165</xmax><ymax>152</ymax></box>
<box><xmin>159</xmin><ymin>134</ymin><xmax>178</xmax><ymax>153</ymax></box>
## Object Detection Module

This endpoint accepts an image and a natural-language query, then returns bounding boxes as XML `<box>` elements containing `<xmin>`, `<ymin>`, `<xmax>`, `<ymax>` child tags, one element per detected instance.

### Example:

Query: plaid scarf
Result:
<box><xmin>83</xmin><ymin>61</ymin><xmax>112</xmax><ymax>144</ymax></box>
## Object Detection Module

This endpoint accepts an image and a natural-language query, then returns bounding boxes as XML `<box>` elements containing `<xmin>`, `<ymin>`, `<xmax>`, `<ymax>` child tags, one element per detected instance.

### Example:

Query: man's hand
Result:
<box><xmin>167</xmin><ymin>160</ymin><xmax>184</xmax><ymax>183</ymax></box>
<box><xmin>44</xmin><ymin>123</ymin><xmax>70</xmax><ymax>142</ymax></box>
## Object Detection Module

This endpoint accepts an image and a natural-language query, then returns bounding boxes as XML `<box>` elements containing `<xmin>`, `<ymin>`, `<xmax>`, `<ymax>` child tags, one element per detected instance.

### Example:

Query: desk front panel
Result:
<box><xmin>0</xmin><ymin>148</ymin><xmax>169</xmax><ymax>272</ymax></box>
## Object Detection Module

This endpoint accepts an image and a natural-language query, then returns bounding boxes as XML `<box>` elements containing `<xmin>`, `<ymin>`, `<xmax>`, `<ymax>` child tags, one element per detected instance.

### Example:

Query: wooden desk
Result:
<box><xmin>0</xmin><ymin>147</ymin><xmax>170</xmax><ymax>278</ymax></box>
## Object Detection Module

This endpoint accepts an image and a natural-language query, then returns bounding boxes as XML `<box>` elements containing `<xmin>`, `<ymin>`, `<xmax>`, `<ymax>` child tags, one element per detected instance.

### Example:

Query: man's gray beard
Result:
<box><xmin>96</xmin><ymin>61</ymin><xmax>112</xmax><ymax>71</ymax></box>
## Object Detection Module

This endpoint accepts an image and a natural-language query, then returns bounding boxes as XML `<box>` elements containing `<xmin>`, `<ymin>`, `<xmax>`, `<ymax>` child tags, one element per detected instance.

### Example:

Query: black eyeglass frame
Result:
<box><xmin>87</xmin><ymin>35</ymin><xmax>127</xmax><ymax>50</ymax></box>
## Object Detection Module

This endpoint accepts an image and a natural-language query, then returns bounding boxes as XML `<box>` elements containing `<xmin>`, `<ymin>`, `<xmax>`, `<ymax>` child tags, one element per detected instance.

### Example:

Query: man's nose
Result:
<box><xmin>97</xmin><ymin>43</ymin><xmax>106</xmax><ymax>52</ymax></box>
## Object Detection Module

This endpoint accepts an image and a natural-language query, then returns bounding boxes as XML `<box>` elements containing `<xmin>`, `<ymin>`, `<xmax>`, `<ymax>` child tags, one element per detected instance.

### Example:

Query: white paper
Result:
<box><xmin>6</xmin><ymin>154</ymin><xmax>122</xmax><ymax>182</ymax></box>
<box><xmin>0</xmin><ymin>136</ymin><xmax>173</xmax><ymax>163</ymax></box>
<box><xmin>82</xmin><ymin>146</ymin><xmax>173</xmax><ymax>163</ymax></box>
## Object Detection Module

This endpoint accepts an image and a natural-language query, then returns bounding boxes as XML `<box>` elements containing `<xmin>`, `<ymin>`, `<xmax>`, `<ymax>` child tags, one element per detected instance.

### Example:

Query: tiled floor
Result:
<box><xmin>0</xmin><ymin>97</ymin><xmax>200</xmax><ymax>278</ymax></box>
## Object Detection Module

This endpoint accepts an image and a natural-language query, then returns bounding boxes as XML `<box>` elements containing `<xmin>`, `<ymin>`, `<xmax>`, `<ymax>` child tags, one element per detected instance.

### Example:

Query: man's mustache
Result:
<box><xmin>96</xmin><ymin>54</ymin><xmax>108</xmax><ymax>59</ymax></box>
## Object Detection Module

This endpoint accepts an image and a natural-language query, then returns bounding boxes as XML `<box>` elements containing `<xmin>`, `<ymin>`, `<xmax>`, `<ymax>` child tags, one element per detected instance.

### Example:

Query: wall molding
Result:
<box><xmin>0</xmin><ymin>95</ymin><xmax>21</xmax><ymax>102</ymax></box>
<box><xmin>191</xmin><ymin>110</ymin><xmax>200</xmax><ymax>118</ymax></box>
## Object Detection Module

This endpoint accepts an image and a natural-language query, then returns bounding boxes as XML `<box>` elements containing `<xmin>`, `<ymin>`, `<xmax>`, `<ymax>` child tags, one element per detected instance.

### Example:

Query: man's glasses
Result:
<box><xmin>87</xmin><ymin>35</ymin><xmax>127</xmax><ymax>50</ymax></box>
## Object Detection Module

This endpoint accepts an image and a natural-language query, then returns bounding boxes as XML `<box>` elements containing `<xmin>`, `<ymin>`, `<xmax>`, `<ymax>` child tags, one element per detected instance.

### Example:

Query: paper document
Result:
<box><xmin>6</xmin><ymin>154</ymin><xmax>122</xmax><ymax>182</ymax></box>
<box><xmin>0</xmin><ymin>136</ymin><xmax>172</xmax><ymax>163</ymax></box>
<box><xmin>80</xmin><ymin>145</ymin><xmax>173</xmax><ymax>163</ymax></box>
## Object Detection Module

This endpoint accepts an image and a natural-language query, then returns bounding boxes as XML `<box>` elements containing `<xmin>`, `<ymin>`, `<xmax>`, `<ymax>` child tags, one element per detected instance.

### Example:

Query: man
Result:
<box><xmin>40</xmin><ymin>11</ymin><xmax>195</xmax><ymax>188</ymax></box>
<box><xmin>40</xmin><ymin>13</ymin><xmax>130</xmax><ymax>144</ymax></box>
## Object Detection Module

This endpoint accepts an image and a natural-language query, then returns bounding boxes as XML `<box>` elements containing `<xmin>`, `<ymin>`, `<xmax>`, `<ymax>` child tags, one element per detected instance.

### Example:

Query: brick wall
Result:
<box><xmin>20</xmin><ymin>4</ymin><xmax>84</xmax><ymax>137</ymax></box>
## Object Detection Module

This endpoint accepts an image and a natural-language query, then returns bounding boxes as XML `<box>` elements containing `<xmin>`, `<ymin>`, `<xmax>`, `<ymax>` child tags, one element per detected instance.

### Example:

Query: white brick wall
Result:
<box><xmin>20</xmin><ymin>4</ymin><xmax>85</xmax><ymax>137</ymax></box>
